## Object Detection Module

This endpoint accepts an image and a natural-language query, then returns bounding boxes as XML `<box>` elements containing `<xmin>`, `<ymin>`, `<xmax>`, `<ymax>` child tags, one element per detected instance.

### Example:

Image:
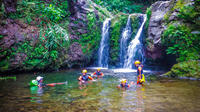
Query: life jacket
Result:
<box><xmin>137</xmin><ymin>65</ymin><xmax>143</xmax><ymax>76</ymax></box>
<box><xmin>137</xmin><ymin>74</ymin><xmax>145</xmax><ymax>84</ymax></box>
<box><xmin>82</xmin><ymin>74</ymin><xmax>89</xmax><ymax>81</ymax></box>
<box><xmin>120</xmin><ymin>83</ymin><xmax>129</xmax><ymax>88</ymax></box>
<box><xmin>95</xmin><ymin>71</ymin><xmax>102</xmax><ymax>76</ymax></box>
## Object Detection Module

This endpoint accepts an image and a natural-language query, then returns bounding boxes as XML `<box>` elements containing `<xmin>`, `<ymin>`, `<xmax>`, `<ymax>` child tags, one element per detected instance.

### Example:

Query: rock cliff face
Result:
<box><xmin>68</xmin><ymin>0</ymin><xmax>88</xmax><ymax>39</ymax></box>
<box><xmin>146</xmin><ymin>1</ymin><xmax>171</xmax><ymax>60</ymax></box>
<box><xmin>0</xmin><ymin>19</ymin><xmax>39</xmax><ymax>71</ymax></box>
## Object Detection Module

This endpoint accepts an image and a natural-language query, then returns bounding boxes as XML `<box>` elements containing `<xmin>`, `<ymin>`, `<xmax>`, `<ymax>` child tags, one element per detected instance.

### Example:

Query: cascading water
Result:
<box><xmin>98</xmin><ymin>18</ymin><xmax>111</xmax><ymax>67</ymax></box>
<box><xmin>120</xmin><ymin>15</ymin><xmax>132</xmax><ymax>67</ymax></box>
<box><xmin>123</xmin><ymin>14</ymin><xmax>147</xmax><ymax>69</ymax></box>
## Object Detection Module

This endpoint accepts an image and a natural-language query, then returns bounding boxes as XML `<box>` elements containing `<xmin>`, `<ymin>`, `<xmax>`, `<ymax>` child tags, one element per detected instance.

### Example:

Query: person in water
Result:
<box><xmin>117</xmin><ymin>79</ymin><xmax>134</xmax><ymax>89</ymax></box>
<box><xmin>134</xmin><ymin>60</ymin><xmax>144</xmax><ymax>76</ymax></box>
<box><xmin>134</xmin><ymin>60</ymin><xmax>145</xmax><ymax>85</ymax></box>
<box><xmin>36</xmin><ymin>76</ymin><xmax>46</xmax><ymax>88</ymax></box>
<box><xmin>92</xmin><ymin>68</ymin><xmax>104</xmax><ymax>79</ymax></box>
<box><xmin>78</xmin><ymin>69</ymin><xmax>93</xmax><ymax>83</ymax></box>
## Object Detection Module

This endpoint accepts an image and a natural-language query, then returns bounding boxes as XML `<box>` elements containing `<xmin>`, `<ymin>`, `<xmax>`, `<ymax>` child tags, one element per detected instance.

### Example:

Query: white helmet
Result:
<box><xmin>36</xmin><ymin>76</ymin><xmax>43</xmax><ymax>81</ymax></box>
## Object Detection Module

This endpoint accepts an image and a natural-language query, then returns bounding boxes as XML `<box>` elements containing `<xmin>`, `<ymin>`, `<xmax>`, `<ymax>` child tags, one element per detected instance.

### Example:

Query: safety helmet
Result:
<box><xmin>36</xmin><ymin>76</ymin><xmax>43</xmax><ymax>81</ymax></box>
<box><xmin>97</xmin><ymin>68</ymin><xmax>101</xmax><ymax>71</ymax></box>
<box><xmin>134</xmin><ymin>60</ymin><xmax>141</xmax><ymax>65</ymax></box>
<box><xmin>82</xmin><ymin>69</ymin><xmax>87</xmax><ymax>73</ymax></box>
<box><xmin>120</xmin><ymin>79</ymin><xmax>127</xmax><ymax>83</ymax></box>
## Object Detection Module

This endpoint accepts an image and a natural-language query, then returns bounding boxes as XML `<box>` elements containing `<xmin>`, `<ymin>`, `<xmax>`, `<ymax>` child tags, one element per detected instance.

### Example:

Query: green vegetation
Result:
<box><xmin>162</xmin><ymin>0</ymin><xmax>200</xmax><ymax>62</ymax></box>
<box><xmin>162</xmin><ymin>0</ymin><xmax>200</xmax><ymax>78</ymax></box>
<box><xmin>178</xmin><ymin>5</ymin><xmax>200</xmax><ymax>26</ymax></box>
<box><xmin>4</xmin><ymin>0</ymin><xmax>70</xmax><ymax>25</ymax></box>
<box><xmin>162</xmin><ymin>24</ymin><xmax>200</xmax><ymax>62</ymax></box>
<box><xmin>145</xmin><ymin>7</ymin><xmax>152</xmax><ymax>29</ymax></box>
<box><xmin>78</xmin><ymin>12</ymin><xmax>102</xmax><ymax>61</ymax></box>
<box><xmin>109</xmin><ymin>14</ymin><xmax>127</xmax><ymax>65</ymax></box>
<box><xmin>165</xmin><ymin>60</ymin><xmax>200</xmax><ymax>78</ymax></box>
<box><xmin>8</xmin><ymin>24</ymin><xmax>69</xmax><ymax>70</ymax></box>
<box><xmin>0</xmin><ymin>0</ymin><xmax>71</xmax><ymax>72</ymax></box>
<box><xmin>92</xmin><ymin>0</ymin><xmax>143</xmax><ymax>14</ymax></box>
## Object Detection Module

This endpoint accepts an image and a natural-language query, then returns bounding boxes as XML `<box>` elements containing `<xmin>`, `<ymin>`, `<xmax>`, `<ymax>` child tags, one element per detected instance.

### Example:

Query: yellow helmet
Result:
<box><xmin>120</xmin><ymin>79</ymin><xmax>127</xmax><ymax>83</ymax></box>
<box><xmin>134</xmin><ymin>60</ymin><xmax>141</xmax><ymax>65</ymax></box>
<box><xmin>82</xmin><ymin>69</ymin><xmax>87</xmax><ymax>73</ymax></box>
<box><xmin>97</xmin><ymin>68</ymin><xmax>101</xmax><ymax>71</ymax></box>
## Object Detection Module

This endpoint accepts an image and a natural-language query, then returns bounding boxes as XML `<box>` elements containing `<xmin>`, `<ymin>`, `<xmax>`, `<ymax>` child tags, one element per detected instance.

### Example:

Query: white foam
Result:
<box><xmin>112</xmin><ymin>68</ymin><xmax>152</xmax><ymax>73</ymax></box>
<box><xmin>86</xmin><ymin>67</ymin><xmax>108</xmax><ymax>70</ymax></box>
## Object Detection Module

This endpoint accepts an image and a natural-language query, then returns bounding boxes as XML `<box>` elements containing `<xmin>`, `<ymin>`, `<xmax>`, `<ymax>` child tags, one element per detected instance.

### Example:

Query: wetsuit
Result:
<box><xmin>137</xmin><ymin>65</ymin><xmax>143</xmax><ymax>76</ymax></box>
<box><xmin>120</xmin><ymin>83</ymin><xmax>130</xmax><ymax>88</ymax></box>
<box><xmin>38</xmin><ymin>82</ymin><xmax>46</xmax><ymax>88</ymax></box>
<box><xmin>93</xmin><ymin>71</ymin><xmax>103</xmax><ymax>76</ymax></box>
<box><xmin>81</xmin><ymin>74</ymin><xmax>90</xmax><ymax>81</ymax></box>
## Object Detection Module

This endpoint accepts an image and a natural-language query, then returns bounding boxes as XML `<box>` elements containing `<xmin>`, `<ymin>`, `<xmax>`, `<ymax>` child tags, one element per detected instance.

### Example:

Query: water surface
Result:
<box><xmin>0</xmin><ymin>69</ymin><xmax>199</xmax><ymax>112</ymax></box>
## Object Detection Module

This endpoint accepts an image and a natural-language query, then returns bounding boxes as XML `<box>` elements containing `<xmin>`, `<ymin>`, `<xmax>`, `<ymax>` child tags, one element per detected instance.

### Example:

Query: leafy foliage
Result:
<box><xmin>92</xmin><ymin>0</ymin><xmax>143</xmax><ymax>14</ymax></box>
<box><xmin>162</xmin><ymin>24</ymin><xmax>200</xmax><ymax>62</ymax></box>
<box><xmin>109</xmin><ymin>15</ymin><xmax>127</xmax><ymax>65</ymax></box>
<box><xmin>145</xmin><ymin>7</ymin><xmax>152</xmax><ymax>29</ymax></box>
<box><xmin>7</xmin><ymin>0</ymin><xmax>70</xmax><ymax>25</ymax></box>
<box><xmin>78</xmin><ymin>13</ymin><xmax>102</xmax><ymax>60</ymax></box>
<box><xmin>165</xmin><ymin>60</ymin><xmax>200</xmax><ymax>78</ymax></box>
<box><xmin>178</xmin><ymin>4</ymin><xmax>200</xmax><ymax>26</ymax></box>
<box><xmin>7</xmin><ymin>24</ymin><xmax>70</xmax><ymax>70</ymax></box>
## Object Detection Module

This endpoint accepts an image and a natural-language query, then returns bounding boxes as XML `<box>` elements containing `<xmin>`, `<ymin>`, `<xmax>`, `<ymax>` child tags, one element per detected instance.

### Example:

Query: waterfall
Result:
<box><xmin>123</xmin><ymin>15</ymin><xmax>147</xmax><ymax>68</ymax></box>
<box><xmin>120</xmin><ymin>15</ymin><xmax>132</xmax><ymax>67</ymax></box>
<box><xmin>98</xmin><ymin>18</ymin><xmax>111</xmax><ymax>67</ymax></box>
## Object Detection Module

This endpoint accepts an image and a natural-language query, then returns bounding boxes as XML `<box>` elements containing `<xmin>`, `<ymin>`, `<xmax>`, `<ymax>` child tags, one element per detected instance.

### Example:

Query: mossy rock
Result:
<box><xmin>164</xmin><ymin>60</ymin><xmax>200</xmax><ymax>78</ymax></box>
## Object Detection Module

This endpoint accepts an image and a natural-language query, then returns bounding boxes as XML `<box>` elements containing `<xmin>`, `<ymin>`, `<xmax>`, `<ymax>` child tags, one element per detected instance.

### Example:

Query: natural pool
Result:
<box><xmin>0</xmin><ymin>69</ymin><xmax>200</xmax><ymax>112</ymax></box>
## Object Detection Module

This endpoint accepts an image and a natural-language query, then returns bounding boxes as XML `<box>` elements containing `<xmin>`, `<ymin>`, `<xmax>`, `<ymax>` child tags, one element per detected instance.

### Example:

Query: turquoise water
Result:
<box><xmin>0</xmin><ymin>69</ymin><xmax>200</xmax><ymax>112</ymax></box>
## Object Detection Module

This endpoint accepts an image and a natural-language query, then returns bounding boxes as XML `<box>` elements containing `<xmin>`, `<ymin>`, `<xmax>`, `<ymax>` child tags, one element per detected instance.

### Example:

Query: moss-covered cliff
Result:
<box><xmin>146</xmin><ymin>0</ymin><xmax>200</xmax><ymax>78</ymax></box>
<box><xmin>0</xmin><ymin>0</ymin><xmax>108</xmax><ymax>72</ymax></box>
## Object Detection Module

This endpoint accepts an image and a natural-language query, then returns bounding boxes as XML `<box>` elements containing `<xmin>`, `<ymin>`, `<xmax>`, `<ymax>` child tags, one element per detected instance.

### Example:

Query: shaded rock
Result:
<box><xmin>69</xmin><ymin>35</ymin><xmax>79</xmax><ymax>39</ymax></box>
<box><xmin>168</xmin><ymin>11</ymin><xmax>179</xmax><ymax>21</ymax></box>
<box><xmin>68</xmin><ymin>0</ymin><xmax>88</xmax><ymax>40</ymax></box>
<box><xmin>77</xmin><ymin>29</ymin><xmax>87</xmax><ymax>34</ymax></box>
<box><xmin>0</xmin><ymin>19</ymin><xmax>39</xmax><ymax>72</ymax></box>
<box><xmin>146</xmin><ymin>1</ymin><xmax>171</xmax><ymax>60</ymax></box>
<box><xmin>2</xmin><ymin>0</ymin><xmax>17</xmax><ymax>13</ymax></box>
<box><xmin>68</xmin><ymin>42</ymin><xmax>85</xmax><ymax>63</ymax></box>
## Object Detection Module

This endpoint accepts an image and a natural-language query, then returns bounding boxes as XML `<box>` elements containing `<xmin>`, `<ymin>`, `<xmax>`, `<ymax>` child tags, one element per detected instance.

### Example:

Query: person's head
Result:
<box><xmin>36</xmin><ymin>76</ymin><xmax>43</xmax><ymax>83</ymax></box>
<box><xmin>120</xmin><ymin>79</ymin><xmax>127</xmax><ymax>86</ymax></box>
<box><xmin>97</xmin><ymin>68</ymin><xmax>101</xmax><ymax>72</ymax></box>
<box><xmin>138</xmin><ymin>66</ymin><xmax>142</xmax><ymax>71</ymax></box>
<box><xmin>134</xmin><ymin>60</ymin><xmax>141</xmax><ymax>67</ymax></box>
<box><xmin>82</xmin><ymin>69</ymin><xmax>87</xmax><ymax>75</ymax></box>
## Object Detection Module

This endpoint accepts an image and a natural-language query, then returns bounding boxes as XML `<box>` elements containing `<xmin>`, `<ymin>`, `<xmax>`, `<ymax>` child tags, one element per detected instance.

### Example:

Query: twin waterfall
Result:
<box><xmin>98</xmin><ymin>15</ymin><xmax>146</xmax><ymax>69</ymax></box>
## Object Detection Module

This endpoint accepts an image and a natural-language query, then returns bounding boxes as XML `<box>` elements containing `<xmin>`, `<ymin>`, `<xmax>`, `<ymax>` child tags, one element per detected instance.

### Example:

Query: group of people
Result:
<box><xmin>117</xmin><ymin>60</ymin><xmax>145</xmax><ymax>89</ymax></box>
<box><xmin>78</xmin><ymin>60</ymin><xmax>145</xmax><ymax>89</ymax></box>
<box><xmin>30</xmin><ymin>60</ymin><xmax>145</xmax><ymax>89</ymax></box>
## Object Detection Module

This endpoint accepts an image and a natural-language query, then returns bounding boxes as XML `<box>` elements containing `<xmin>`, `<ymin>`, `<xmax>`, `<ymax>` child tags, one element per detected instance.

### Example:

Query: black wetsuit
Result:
<box><xmin>137</xmin><ymin>65</ymin><xmax>143</xmax><ymax>76</ymax></box>
<box><xmin>81</xmin><ymin>74</ymin><xmax>90</xmax><ymax>81</ymax></box>
<box><xmin>120</xmin><ymin>83</ymin><xmax>129</xmax><ymax>88</ymax></box>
